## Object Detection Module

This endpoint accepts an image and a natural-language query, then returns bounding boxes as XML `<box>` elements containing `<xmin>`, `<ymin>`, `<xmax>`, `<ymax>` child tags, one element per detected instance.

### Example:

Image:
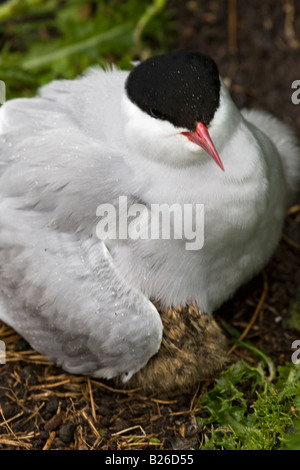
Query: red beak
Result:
<box><xmin>182</xmin><ymin>122</ymin><xmax>225</xmax><ymax>171</ymax></box>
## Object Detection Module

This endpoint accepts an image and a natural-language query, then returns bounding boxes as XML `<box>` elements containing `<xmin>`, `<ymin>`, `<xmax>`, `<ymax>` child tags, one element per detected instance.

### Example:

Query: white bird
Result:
<box><xmin>0</xmin><ymin>50</ymin><xmax>299</xmax><ymax>384</ymax></box>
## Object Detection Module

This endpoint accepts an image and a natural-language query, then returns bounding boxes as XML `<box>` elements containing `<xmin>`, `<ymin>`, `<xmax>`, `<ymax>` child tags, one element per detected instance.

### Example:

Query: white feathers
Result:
<box><xmin>241</xmin><ymin>108</ymin><xmax>300</xmax><ymax>200</ymax></box>
<box><xmin>0</xmin><ymin>62</ymin><xmax>299</xmax><ymax>381</ymax></box>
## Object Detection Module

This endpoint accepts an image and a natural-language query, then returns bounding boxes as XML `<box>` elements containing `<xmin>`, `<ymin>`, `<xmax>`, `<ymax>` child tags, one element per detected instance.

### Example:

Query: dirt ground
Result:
<box><xmin>0</xmin><ymin>0</ymin><xmax>300</xmax><ymax>450</ymax></box>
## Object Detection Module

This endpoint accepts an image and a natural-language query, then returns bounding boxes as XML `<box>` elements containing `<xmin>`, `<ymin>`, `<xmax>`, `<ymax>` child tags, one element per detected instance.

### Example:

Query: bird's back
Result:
<box><xmin>0</xmin><ymin>66</ymin><xmax>128</xmax><ymax>150</ymax></box>
<box><xmin>241</xmin><ymin>108</ymin><xmax>300</xmax><ymax>202</ymax></box>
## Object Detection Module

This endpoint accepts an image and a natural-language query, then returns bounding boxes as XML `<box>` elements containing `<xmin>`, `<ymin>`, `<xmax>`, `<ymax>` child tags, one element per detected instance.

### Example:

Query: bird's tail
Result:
<box><xmin>241</xmin><ymin>108</ymin><xmax>300</xmax><ymax>202</ymax></box>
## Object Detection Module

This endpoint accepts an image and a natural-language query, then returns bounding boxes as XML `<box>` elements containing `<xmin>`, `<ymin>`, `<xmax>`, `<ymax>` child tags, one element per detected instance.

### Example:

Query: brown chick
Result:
<box><xmin>117</xmin><ymin>303</ymin><xmax>228</xmax><ymax>394</ymax></box>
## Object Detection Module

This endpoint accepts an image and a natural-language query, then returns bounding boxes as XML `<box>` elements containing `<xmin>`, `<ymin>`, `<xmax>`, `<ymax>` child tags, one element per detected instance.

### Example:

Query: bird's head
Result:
<box><xmin>123</xmin><ymin>50</ymin><xmax>229</xmax><ymax>171</ymax></box>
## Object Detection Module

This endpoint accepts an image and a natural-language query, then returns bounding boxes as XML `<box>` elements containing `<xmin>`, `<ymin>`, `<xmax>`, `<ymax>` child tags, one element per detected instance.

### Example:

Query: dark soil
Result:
<box><xmin>0</xmin><ymin>0</ymin><xmax>300</xmax><ymax>450</ymax></box>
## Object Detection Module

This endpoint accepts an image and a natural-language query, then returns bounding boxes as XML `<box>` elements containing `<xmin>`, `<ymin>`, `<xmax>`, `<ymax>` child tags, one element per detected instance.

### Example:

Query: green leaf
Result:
<box><xmin>197</xmin><ymin>361</ymin><xmax>300</xmax><ymax>450</ymax></box>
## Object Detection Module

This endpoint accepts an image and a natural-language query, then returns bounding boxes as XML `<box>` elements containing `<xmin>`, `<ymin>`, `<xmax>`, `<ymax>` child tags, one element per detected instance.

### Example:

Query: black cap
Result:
<box><xmin>125</xmin><ymin>50</ymin><xmax>220</xmax><ymax>131</ymax></box>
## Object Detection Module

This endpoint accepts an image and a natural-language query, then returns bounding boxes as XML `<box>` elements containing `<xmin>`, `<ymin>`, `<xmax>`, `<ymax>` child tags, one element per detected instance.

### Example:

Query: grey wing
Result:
<box><xmin>0</xmin><ymin>69</ymin><xmax>162</xmax><ymax>382</ymax></box>
<box><xmin>0</xmin><ymin>209</ymin><xmax>162</xmax><ymax>381</ymax></box>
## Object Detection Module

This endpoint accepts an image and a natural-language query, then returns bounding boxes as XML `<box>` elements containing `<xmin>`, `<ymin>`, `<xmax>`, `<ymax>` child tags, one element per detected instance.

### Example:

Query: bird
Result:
<box><xmin>0</xmin><ymin>50</ymin><xmax>299</xmax><ymax>391</ymax></box>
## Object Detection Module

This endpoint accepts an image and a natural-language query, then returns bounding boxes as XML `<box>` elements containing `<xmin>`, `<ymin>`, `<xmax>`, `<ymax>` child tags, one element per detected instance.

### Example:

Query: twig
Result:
<box><xmin>28</xmin><ymin>379</ymin><xmax>71</xmax><ymax>390</ymax></box>
<box><xmin>90</xmin><ymin>435</ymin><xmax>104</xmax><ymax>450</ymax></box>
<box><xmin>81</xmin><ymin>409</ymin><xmax>100</xmax><ymax>438</ymax></box>
<box><xmin>0</xmin><ymin>438</ymin><xmax>32</xmax><ymax>449</ymax></box>
<box><xmin>0</xmin><ymin>406</ymin><xmax>32</xmax><ymax>450</ymax></box>
<box><xmin>150</xmin><ymin>398</ymin><xmax>177</xmax><ymax>405</ymax></box>
<box><xmin>169</xmin><ymin>408</ymin><xmax>201</xmax><ymax>417</ymax></box>
<box><xmin>0</xmin><ymin>411</ymin><xmax>24</xmax><ymax>427</ymax></box>
<box><xmin>287</xmin><ymin>204</ymin><xmax>300</xmax><ymax>215</ymax></box>
<box><xmin>87</xmin><ymin>377</ymin><xmax>96</xmax><ymax>422</ymax></box>
<box><xmin>112</xmin><ymin>425</ymin><xmax>146</xmax><ymax>437</ymax></box>
<box><xmin>22</xmin><ymin>402</ymin><xmax>45</xmax><ymax>425</ymax></box>
<box><xmin>90</xmin><ymin>379</ymin><xmax>141</xmax><ymax>394</ymax></box>
<box><xmin>190</xmin><ymin>383</ymin><xmax>201</xmax><ymax>413</ymax></box>
<box><xmin>283</xmin><ymin>0</ymin><xmax>300</xmax><ymax>49</ymax></box>
<box><xmin>228</xmin><ymin>271</ymin><xmax>268</xmax><ymax>355</ymax></box>
<box><xmin>42</xmin><ymin>431</ymin><xmax>56</xmax><ymax>450</ymax></box>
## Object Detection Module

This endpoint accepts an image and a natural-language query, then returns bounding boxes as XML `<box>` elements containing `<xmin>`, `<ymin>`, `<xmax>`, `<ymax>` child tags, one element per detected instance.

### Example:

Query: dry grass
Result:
<box><xmin>0</xmin><ymin>321</ymin><xmax>212</xmax><ymax>450</ymax></box>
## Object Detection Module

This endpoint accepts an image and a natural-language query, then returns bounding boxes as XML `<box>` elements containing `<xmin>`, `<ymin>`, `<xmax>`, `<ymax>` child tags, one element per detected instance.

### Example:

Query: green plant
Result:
<box><xmin>0</xmin><ymin>0</ymin><xmax>171</xmax><ymax>99</ymax></box>
<box><xmin>197</xmin><ymin>359</ymin><xmax>300</xmax><ymax>450</ymax></box>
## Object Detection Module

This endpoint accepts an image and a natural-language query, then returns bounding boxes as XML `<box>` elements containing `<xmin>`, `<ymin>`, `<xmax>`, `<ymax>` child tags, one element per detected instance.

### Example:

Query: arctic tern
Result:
<box><xmin>0</xmin><ymin>50</ymin><xmax>299</xmax><ymax>385</ymax></box>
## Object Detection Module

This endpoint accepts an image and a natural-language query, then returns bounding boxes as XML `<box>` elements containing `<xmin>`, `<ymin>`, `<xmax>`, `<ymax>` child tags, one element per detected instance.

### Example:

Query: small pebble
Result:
<box><xmin>1</xmin><ymin>403</ymin><xmax>19</xmax><ymax>420</ymax></box>
<box><xmin>44</xmin><ymin>396</ymin><xmax>58</xmax><ymax>416</ymax></box>
<box><xmin>58</xmin><ymin>422</ymin><xmax>76</xmax><ymax>443</ymax></box>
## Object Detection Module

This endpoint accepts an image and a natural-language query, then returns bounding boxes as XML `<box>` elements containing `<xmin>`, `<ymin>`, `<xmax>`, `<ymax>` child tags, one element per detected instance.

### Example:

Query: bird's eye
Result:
<box><xmin>149</xmin><ymin>108</ymin><xmax>163</xmax><ymax>119</ymax></box>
